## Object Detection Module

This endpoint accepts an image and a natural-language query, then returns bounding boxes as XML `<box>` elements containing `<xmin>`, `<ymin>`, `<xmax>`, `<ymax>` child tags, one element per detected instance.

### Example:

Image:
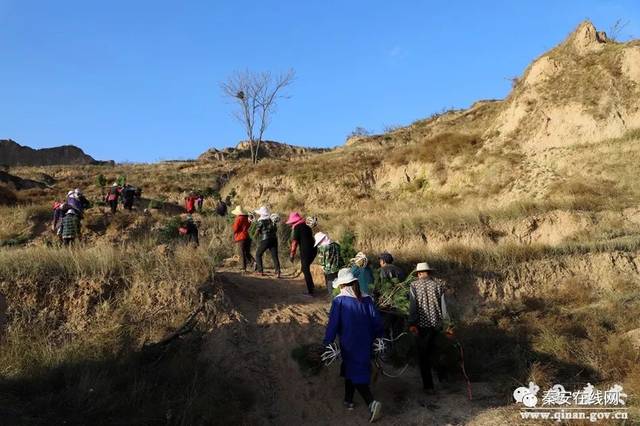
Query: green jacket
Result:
<box><xmin>317</xmin><ymin>242</ymin><xmax>341</xmax><ymax>274</ymax></box>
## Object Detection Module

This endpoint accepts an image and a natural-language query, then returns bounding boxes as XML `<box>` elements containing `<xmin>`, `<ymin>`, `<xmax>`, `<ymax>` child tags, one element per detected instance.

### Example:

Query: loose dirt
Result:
<box><xmin>202</xmin><ymin>269</ymin><xmax>508</xmax><ymax>425</ymax></box>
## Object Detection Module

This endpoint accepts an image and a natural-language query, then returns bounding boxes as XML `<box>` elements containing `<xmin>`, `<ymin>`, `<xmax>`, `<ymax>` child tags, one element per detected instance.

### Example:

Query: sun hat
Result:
<box><xmin>415</xmin><ymin>262</ymin><xmax>435</xmax><ymax>272</ymax></box>
<box><xmin>332</xmin><ymin>268</ymin><xmax>359</xmax><ymax>288</ymax></box>
<box><xmin>255</xmin><ymin>206</ymin><xmax>271</xmax><ymax>220</ymax></box>
<box><xmin>112</xmin><ymin>182</ymin><xmax>118</xmax><ymax>187</ymax></box>
<box><xmin>285</xmin><ymin>212</ymin><xmax>304</xmax><ymax>225</ymax></box>
<box><xmin>351</xmin><ymin>252</ymin><xmax>368</xmax><ymax>267</ymax></box>
<box><xmin>314</xmin><ymin>232</ymin><xmax>329</xmax><ymax>247</ymax></box>
<box><xmin>231</xmin><ymin>205</ymin><xmax>246</xmax><ymax>216</ymax></box>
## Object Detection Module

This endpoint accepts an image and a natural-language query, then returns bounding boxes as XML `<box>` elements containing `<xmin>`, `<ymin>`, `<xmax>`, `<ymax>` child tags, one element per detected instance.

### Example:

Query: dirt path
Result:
<box><xmin>202</xmin><ymin>269</ymin><xmax>508</xmax><ymax>425</ymax></box>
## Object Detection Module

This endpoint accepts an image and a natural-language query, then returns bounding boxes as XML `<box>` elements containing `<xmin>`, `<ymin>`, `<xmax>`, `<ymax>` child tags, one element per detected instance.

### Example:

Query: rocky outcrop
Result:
<box><xmin>198</xmin><ymin>140</ymin><xmax>329</xmax><ymax>162</ymax></box>
<box><xmin>0</xmin><ymin>139</ymin><xmax>111</xmax><ymax>166</ymax></box>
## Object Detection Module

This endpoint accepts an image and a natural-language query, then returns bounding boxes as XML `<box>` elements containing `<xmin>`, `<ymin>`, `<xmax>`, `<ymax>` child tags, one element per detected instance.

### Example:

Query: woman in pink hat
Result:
<box><xmin>286</xmin><ymin>212</ymin><xmax>317</xmax><ymax>295</ymax></box>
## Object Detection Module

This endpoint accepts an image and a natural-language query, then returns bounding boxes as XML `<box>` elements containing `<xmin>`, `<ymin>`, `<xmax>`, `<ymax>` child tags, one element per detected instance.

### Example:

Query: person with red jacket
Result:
<box><xmin>231</xmin><ymin>205</ymin><xmax>254</xmax><ymax>271</ymax></box>
<box><xmin>184</xmin><ymin>192</ymin><xmax>198</xmax><ymax>214</ymax></box>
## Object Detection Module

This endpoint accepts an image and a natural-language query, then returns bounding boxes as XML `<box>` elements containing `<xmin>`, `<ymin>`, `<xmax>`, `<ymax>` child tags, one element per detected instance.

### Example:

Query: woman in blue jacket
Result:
<box><xmin>323</xmin><ymin>268</ymin><xmax>384</xmax><ymax>422</ymax></box>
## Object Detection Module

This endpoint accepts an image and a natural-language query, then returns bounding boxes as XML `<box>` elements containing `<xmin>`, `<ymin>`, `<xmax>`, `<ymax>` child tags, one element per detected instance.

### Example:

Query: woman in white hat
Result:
<box><xmin>323</xmin><ymin>268</ymin><xmax>384</xmax><ymax>422</ymax></box>
<box><xmin>254</xmin><ymin>206</ymin><xmax>281</xmax><ymax>278</ymax></box>
<box><xmin>231</xmin><ymin>206</ymin><xmax>254</xmax><ymax>271</ymax></box>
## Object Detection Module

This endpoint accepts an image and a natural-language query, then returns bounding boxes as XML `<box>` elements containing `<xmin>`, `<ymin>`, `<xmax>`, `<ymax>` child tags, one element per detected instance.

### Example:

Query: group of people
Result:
<box><xmin>183</xmin><ymin>192</ymin><xmax>229</xmax><ymax>216</ymax></box>
<box><xmin>105</xmin><ymin>183</ymin><xmax>141</xmax><ymax>213</ymax></box>
<box><xmin>52</xmin><ymin>188</ymin><xmax>91</xmax><ymax>245</ymax></box>
<box><xmin>229</xmin><ymin>204</ymin><xmax>450</xmax><ymax>423</ymax></box>
<box><xmin>322</xmin><ymin>261</ymin><xmax>448</xmax><ymax>422</ymax></box>
<box><xmin>231</xmin><ymin>205</ymin><xmax>320</xmax><ymax>294</ymax></box>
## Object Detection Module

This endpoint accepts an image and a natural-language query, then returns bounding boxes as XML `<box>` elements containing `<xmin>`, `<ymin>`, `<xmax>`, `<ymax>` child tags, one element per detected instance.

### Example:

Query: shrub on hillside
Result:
<box><xmin>0</xmin><ymin>186</ymin><xmax>17</xmax><ymax>206</ymax></box>
<box><xmin>387</xmin><ymin>132</ymin><xmax>482</xmax><ymax>166</ymax></box>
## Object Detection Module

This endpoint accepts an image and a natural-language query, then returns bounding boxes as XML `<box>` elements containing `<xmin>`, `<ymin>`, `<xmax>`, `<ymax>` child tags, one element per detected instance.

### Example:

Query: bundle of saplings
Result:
<box><xmin>373</xmin><ymin>272</ymin><xmax>416</xmax><ymax>316</ymax></box>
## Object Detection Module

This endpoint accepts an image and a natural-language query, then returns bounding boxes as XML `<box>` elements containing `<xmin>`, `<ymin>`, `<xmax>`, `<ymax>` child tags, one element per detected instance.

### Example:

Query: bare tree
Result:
<box><xmin>221</xmin><ymin>69</ymin><xmax>295</xmax><ymax>164</ymax></box>
<box><xmin>609</xmin><ymin>19</ymin><xmax>630</xmax><ymax>42</ymax></box>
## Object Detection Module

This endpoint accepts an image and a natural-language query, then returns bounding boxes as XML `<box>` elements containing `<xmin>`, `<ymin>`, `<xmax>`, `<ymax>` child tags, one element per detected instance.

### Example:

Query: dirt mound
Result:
<box><xmin>0</xmin><ymin>171</ymin><xmax>47</xmax><ymax>190</ymax></box>
<box><xmin>198</xmin><ymin>140</ymin><xmax>330</xmax><ymax>162</ymax></box>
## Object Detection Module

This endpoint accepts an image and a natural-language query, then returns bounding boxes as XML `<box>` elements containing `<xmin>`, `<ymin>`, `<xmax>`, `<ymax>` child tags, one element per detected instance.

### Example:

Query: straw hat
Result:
<box><xmin>415</xmin><ymin>262</ymin><xmax>435</xmax><ymax>272</ymax></box>
<box><xmin>332</xmin><ymin>268</ymin><xmax>359</xmax><ymax>288</ymax></box>
<box><xmin>231</xmin><ymin>206</ymin><xmax>246</xmax><ymax>216</ymax></box>
<box><xmin>255</xmin><ymin>206</ymin><xmax>271</xmax><ymax>220</ymax></box>
<box><xmin>285</xmin><ymin>212</ymin><xmax>304</xmax><ymax>225</ymax></box>
<box><xmin>314</xmin><ymin>232</ymin><xmax>329</xmax><ymax>247</ymax></box>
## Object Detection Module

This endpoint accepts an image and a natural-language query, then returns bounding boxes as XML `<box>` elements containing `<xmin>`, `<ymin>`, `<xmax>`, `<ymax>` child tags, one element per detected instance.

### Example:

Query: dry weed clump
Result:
<box><xmin>387</xmin><ymin>132</ymin><xmax>482</xmax><ymax>166</ymax></box>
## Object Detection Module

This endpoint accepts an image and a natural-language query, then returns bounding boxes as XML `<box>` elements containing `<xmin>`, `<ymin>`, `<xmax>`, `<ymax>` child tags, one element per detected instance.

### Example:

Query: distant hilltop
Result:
<box><xmin>0</xmin><ymin>139</ymin><xmax>113</xmax><ymax>167</ymax></box>
<box><xmin>198</xmin><ymin>140</ymin><xmax>330</xmax><ymax>162</ymax></box>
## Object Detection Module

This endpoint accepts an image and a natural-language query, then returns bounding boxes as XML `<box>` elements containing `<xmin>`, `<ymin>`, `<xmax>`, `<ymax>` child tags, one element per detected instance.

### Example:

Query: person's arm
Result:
<box><xmin>408</xmin><ymin>284</ymin><xmax>419</xmax><ymax>333</ymax></box>
<box><xmin>439</xmin><ymin>282</ymin><xmax>451</xmax><ymax>324</ymax></box>
<box><xmin>289</xmin><ymin>227</ymin><xmax>299</xmax><ymax>259</ymax></box>
<box><xmin>323</xmin><ymin>299</ymin><xmax>341</xmax><ymax>345</ymax></box>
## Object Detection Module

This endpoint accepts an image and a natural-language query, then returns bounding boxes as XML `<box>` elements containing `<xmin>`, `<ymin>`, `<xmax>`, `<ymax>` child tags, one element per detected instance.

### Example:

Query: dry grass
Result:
<box><xmin>387</xmin><ymin>132</ymin><xmax>482</xmax><ymax>166</ymax></box>
<box><xmin>0</xmin><ymin>240</ymin><xmax>251</xmax><ymax>424</ymax></box>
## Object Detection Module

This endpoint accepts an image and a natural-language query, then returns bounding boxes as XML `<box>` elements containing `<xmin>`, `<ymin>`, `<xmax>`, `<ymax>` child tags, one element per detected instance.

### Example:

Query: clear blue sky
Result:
<box><xmin>1</xmin><ymin>1</ymin><xmax>638</xmax><ymax>162</ymax></box>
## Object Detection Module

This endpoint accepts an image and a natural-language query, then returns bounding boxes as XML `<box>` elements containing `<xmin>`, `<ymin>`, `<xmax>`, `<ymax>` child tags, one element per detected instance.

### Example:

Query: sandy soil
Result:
<box><xmin>202</xmin><ymin>269</ymin><xmax>511</xmax><ymax>426</ymax></box>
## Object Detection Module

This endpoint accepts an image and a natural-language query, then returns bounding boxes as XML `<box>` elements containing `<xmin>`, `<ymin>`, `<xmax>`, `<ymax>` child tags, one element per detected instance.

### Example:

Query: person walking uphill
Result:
<box><xmin>323</xmin><ymin>268</ymin><xmax>384</xmax><ymax>423</ymax></box>
<box><xmin>254</xmin><ymin>206</ymin><xmax>281</xmax><ymax>278</ymax></box>
<box><xmin>105</xmin><ymin>183</ymin><xmax>121</xmax><ymax>214</ymax></box>
<box><xmin>184</xmin><ymin>192</ymin><xmax>198</xmax><ymax>214</ymax></box>
<box><xmin>350</xmin><ymin>252</ymin><xmax>374</xmax><ymax>296</ymax></box>
<box><xmin>315</xmin><ymin>232</ymin><xmax>342</xmax><ymax>296</ymax></box>
<box><xmin>287</xmin><ymin>212</ymin><xmax>317</xmax><ymax>295</ymax></box>
<box><xmin>409</xmin><ymin>262</ymin><xmax>450</xmax><ymax>393</ymax></box>
<box><xmin>60</xmin><ymin>209</ymin><xmax>81</xmax><ymax>245</ymax></box>
<box><xmin>232</xmin><ymin>206</ymin><xmax>255</xmax><ymax>272</ymax></box>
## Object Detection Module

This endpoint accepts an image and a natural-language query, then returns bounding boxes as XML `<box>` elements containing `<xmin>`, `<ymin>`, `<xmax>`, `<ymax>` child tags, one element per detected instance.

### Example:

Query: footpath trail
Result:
<box><xmin>203</xmin><ymin>269</ymin><xmax>508</xmax><ymax>426</ymax></box>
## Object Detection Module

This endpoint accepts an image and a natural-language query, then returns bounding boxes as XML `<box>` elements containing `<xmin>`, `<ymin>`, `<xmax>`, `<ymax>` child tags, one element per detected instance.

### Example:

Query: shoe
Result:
<box><xmin>368</xmin><ymin>400</ymin><xmax>382</xmax><ymax>423</ymax></box>
<box><xmin>343</xmin><ymin>401</ymin><xmax>355</xmax><ymax>410</ymax></box>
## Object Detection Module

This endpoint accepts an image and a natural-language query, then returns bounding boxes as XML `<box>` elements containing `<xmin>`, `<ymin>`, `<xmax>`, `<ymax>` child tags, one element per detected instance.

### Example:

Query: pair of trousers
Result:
<box><xmin>416</xmin><ymin>327</ymin><xmax>443</xmax><ymax>390</ymax></box>
<box><xmin>344</xmin><ymin>379</ymin><xmax>373</xmax><ymax>405</ymax></box>
<box><xmin>109</xmin><ymin>200</ymin><xmax>118</xmax><ymax>213</ymax></box>
<box><xmin>237</xmin><ymin>239</ymin><xmax>254</xmax><ymax>270</ymax></box>
<box><xmin>255</xmin><ymin>238</ymin><xmax>280</xmax><ymax>274</ymax></box>
<box><xmin>324</xmin><ymin>272</ymin><xmax>338</xmax><ymax>296</ymax></box>
<box><xmin>300</xmin><ymin>249</ymin><xmax>317</xmax><ymax>294</ymax></box>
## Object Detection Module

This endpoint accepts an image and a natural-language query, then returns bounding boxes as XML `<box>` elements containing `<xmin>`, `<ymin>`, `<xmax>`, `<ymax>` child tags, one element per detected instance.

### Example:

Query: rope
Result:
<box><xmin>454</xmin><ymin>338</ymin><xmax>473</xmax><ymax>401</ymax></box>
<box><xmin>374</xmin><ymin>332</ymin><xmax>411</xmax><ymax>378</ymax></box>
